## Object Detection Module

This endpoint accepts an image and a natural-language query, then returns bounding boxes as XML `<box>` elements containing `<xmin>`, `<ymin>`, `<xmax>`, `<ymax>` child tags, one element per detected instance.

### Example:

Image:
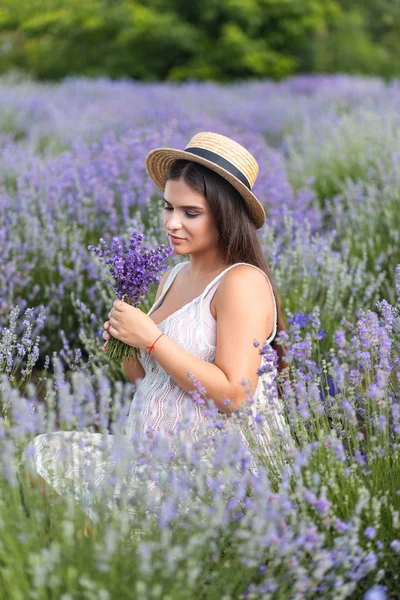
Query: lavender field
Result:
<box><xmin>1</xmin><ymin>74</ymin><xmax>400</xmax><ymax>599</ymax></box>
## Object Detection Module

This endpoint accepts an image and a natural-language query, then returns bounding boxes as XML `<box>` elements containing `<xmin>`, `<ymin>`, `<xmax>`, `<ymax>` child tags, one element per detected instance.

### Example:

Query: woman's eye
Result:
<box><xmin>163</xmin><ymin>206</ymin><xmax>197</xmax><ymax>218</ymax></box>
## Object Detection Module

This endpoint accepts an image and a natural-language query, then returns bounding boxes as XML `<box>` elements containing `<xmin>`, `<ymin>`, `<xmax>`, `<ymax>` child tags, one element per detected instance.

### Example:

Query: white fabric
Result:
<box><xmin>20</xmin><ymin>261</ymin><xmax>289</xmax><ymax>522</ymax></box>
<box><xmin>127</xmin><ymin>261</ymin><xmax>283</xmax><ymax>453</ymax></box>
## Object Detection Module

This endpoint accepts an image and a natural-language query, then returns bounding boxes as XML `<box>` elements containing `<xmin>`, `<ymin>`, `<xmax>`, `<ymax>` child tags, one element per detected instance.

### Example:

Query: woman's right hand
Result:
<box><xmin>102</xmin><ymin>320</ymin><xmax>111</xmax><ymax>352</ymax></box>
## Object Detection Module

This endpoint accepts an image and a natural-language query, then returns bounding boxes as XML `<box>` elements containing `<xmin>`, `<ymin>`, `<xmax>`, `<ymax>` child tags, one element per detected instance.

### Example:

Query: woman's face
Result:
<box><xmin>163</xmin><ymin>178</ymin><xmax>220</xmax><ymax>257</ymax></box>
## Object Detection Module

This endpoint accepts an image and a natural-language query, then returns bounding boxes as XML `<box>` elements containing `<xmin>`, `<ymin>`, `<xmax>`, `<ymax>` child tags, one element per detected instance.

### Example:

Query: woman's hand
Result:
<box><xmin>103</xmin><ymin>299</ymin><xmax>161</xmax><ymax>350</ymax></box>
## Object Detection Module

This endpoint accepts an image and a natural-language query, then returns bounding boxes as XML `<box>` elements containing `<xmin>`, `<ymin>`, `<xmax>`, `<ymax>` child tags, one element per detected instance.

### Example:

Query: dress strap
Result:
<box><xmin>164</xmin><ymin>262</ymin><xmax>187</xmax><ymax>292</ymax></box>
<box><xmin>201</xmin><ymin>262</ymin><xmax>278</xmax><ymax>344</ymax></box>
<box><xmin>148</xmin><ymin>261</ymin><xmax>189</xmax><ymax>315</ymax></box>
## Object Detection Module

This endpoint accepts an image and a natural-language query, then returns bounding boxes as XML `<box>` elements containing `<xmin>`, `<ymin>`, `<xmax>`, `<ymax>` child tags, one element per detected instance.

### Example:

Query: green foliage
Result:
<box><xmin>0</xmin><ymin>0</ymin><xmax>340</xmax><ymax>81</ymax></box>
<box><xmin>311</xmin><ymin>10</ymin><xmax>391</xmax><ymax>76</ymax></box>
<box><xmin>310</xmin><ymin>1</ymin><xmax>400</xmax><ymax>78</ymax></box>
<box><xmin>1</xmin><ymin>0</ymin><xmax>399</xmax><ymax>80</ymax></box>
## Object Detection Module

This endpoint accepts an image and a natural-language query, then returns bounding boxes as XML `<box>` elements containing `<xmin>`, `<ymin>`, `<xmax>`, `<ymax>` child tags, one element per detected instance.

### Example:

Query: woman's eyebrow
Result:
<box><xmin>163</xmin><ymin>197</ymin><xmax>204</xmax><ymax>210</ymax></box>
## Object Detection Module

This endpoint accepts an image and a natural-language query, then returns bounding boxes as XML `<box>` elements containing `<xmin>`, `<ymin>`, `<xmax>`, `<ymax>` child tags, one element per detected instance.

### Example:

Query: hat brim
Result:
<box><xmin>145</xmin><ymin>147</ymin><xmax>266</xmax><ymax>229</ymax></box>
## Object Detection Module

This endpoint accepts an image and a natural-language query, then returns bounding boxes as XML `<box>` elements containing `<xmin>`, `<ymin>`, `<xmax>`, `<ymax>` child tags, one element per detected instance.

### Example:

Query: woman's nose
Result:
<box><xmin>165</xmin><ymin>212</ymin><xmax>183</xmax><ymax>229</ymax></box>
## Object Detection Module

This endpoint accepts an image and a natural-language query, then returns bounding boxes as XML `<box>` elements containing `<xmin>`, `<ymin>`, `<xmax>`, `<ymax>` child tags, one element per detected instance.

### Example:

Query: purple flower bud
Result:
<box><xmin>364</xmin><ymin>526</ymin><xmax>376</xmax><ymax>540</ymax></box>
<box><xmin>364</xmin><ymin>586</ymin><xmax>386</xmax><ymax>600</ymax></box>
<box><xmin>390</xmin><ymin>539</ymin><xmax>400</xmax><ymax>553</ymax></box>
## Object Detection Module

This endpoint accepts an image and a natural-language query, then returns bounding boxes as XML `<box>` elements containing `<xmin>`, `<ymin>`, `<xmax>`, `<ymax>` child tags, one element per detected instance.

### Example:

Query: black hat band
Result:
<box><xmin>185</xmin><ymin>147</ymin><xmax>251</xmax><ymax>190</ymax></box>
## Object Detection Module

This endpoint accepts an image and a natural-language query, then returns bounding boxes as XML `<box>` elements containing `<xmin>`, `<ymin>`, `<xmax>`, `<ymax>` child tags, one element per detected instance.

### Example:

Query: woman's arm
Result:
<box><xmin>149</xmin><ymin>266</ymin><xmax>275</xmax><ymax>415</ymax></box>
<box><xmin>123</xmin><ymin>355</ymin><xmax>145</xmax><ymax>383</ymax></box>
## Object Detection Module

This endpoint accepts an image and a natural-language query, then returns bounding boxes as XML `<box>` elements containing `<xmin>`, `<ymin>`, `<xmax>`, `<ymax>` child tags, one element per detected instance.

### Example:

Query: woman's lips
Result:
<box><xmin>169</xmin><ymin>235</ymin><xmax>186</xmax><ymax>242</ymax></box>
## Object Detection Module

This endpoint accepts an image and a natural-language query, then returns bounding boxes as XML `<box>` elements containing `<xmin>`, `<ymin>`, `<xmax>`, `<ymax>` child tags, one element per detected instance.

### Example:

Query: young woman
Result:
<box><xmin>103</xmin><ymin>131</ymin><xmax>287</xmax><ymax>453</ymax></box>
<box><xmin>20</xmin><ymin>132</ymin><xmax>288</xmax><ymax>525</ymax></box>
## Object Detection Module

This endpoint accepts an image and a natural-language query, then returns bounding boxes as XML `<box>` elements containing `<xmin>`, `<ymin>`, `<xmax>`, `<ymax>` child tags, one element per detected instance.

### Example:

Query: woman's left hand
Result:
<box><xmin>106</xmin><ymin>300</ymin><xmax>161</xmax><ymax>350</ymax></box>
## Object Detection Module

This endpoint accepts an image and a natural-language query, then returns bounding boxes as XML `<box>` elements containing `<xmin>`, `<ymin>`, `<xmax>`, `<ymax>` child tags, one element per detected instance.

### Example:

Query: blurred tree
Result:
<box><xmin>358</xmin><ymin>0</ymin><xmax>400</xmax><ymax>77</ymax></box>
<box><xmin>310</xmin><ymin>0</ymin><xmax>400</xmax><ymax>78</ymax></box>
<box><xmin>0</xmin><ymin>0</ymin><xmax>339</xmax><ymax>80</ymax></box>
<box><xmin>0</xmin><ymin>0</ymin><xmax>398</xmax><ymax>80</ymax></box>
<box><xmin>311</xmin><ymin>10</ymin><xmax>390</xmax><ymax>76</ymax></box>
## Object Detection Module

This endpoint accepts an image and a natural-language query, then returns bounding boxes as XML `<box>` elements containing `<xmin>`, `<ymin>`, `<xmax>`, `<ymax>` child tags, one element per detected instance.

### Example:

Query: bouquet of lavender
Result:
<box><xmin>89</xmin><ymin>230</ymin><xmax>173</xmax><ymax>363</ymax></box>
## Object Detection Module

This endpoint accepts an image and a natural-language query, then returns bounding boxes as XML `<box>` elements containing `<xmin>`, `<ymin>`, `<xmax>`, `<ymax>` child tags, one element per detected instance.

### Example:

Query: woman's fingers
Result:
<box><xmin>102</xmin><ymin>318</ymin><xmax>115</xmax><ymax>351</ymax></box>
<box><xmin>102</xmin><ymin>320</ymin><xmax>111</xmax><ymax>352</ymax></box>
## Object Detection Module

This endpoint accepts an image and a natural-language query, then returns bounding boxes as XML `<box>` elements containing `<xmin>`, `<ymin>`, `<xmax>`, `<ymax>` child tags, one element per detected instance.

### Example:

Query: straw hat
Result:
<box><xmin>145</xmin><ymin>131</ymin><xmax>266</xmax><ymax>229</ymax></box>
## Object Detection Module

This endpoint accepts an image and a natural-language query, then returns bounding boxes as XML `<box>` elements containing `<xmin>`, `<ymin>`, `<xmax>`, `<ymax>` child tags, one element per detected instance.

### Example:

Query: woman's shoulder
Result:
<box><xmin>214</xmin><ymin>263</ymin><xmax>273</xmax><ymax>311</ymax></box>
<box><xmin>221</xmin><ymin>263</ymin><xmax>270</xmax><ymax>287</ymax></box>
<box><xmin>212</xmin><ymin>263</ymin><xmax>276</xmax><ymax>355</ymax></box>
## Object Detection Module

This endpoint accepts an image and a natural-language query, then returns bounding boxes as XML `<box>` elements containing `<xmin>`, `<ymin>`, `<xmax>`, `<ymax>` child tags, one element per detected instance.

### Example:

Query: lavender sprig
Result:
<box><xmin>89</xmin><ymin>230</ymin><xmax>173</xmax><ymax>363</ymax></box>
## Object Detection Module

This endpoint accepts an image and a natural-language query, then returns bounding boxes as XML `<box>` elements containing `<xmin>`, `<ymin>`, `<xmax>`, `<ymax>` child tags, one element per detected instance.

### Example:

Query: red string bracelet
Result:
<box><xmin>145</xmin><ymin>332</ymin><xmax>165</xmax><ymax>354</ymax></box>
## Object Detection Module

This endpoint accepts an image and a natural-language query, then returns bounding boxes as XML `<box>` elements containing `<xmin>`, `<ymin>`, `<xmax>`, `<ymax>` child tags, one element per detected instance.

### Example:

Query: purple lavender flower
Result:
<box><xmin>288</xmin><ymin>312</ymin><xmax>311</xmax><ymax>328</ymax></box>
<box><xmin>355</xmin><ymin>450</ymin><xmax>366</xmax><ymax>466</ymax></box>
<box><xmin>319</xmin><ymin>374</ymin><xmax>338</xmax><ymax>400</ymax></box>
<box><xmin>390</xmin><ymin>539</ymin><xmax>400</xmax><ymax>553</ymax></box>
<box><xmin>364</xmin><ymin>526</ymin><xmax>376</xmax><ymax>540</ymax></box>
<box><xmin>364</xmin><ymin>586</ymin><xmax>386</xmax><ymax>600</ymax></box>
<box><xmin>334</xmin><ymin>328</ymin><xmax>346</xmax><ymax>347</ymax></box>
<box><xmin>88</xmin><ymin>230</ymin><xmax>172</xmax><ymax>361</ymax></box>
<box><xmin>395</xmin><ymin>265</ymin><xmax>400</xmax><ymax>304</ymax></box>
<box><xmin>89</xmin><ymin>230</ymin><xmax>172</xmax><ymax>305</ymax></box>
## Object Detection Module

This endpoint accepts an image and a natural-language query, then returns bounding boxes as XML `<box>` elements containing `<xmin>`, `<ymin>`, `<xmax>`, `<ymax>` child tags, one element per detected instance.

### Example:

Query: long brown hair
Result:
<box><xmin>166</xmin><ymin>159</ymin><xmax>287</xmax><ymax>372</ymax></box>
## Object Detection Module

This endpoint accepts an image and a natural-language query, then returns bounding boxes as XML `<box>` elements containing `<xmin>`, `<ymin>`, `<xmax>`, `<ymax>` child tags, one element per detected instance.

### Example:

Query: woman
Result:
<box><xmin>104</xmin><ymin>131</ymin><xmax>288</xmax><ymax>453</ymax></box>
<box><xmin>20</xmin><ymin>132</ymin><xmax>288</xmax><ymax>524</ymax></box>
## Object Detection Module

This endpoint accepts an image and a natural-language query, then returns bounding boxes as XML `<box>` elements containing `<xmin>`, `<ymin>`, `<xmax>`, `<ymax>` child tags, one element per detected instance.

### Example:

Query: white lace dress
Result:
<box><xmin>19</xmin><ymin>261</ymin><xmax>290</xmax><ymax>521</ymax></box>
<box><xmin>128</xmin><ymin>261</ymin><xmax>288</xmax><ymax>453</ymax></box>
